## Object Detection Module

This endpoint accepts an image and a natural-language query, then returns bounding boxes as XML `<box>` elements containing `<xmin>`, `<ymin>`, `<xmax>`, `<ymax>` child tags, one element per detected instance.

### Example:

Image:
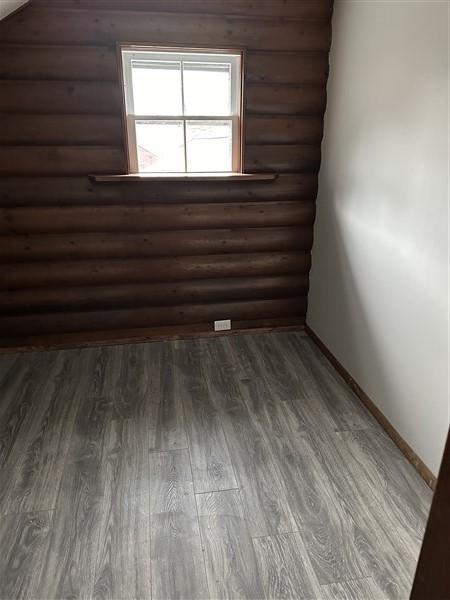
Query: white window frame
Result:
<box><xmin>120</xmin><ymin>46</ymin><xmax>243</xmax><ymax>174</ymax></box>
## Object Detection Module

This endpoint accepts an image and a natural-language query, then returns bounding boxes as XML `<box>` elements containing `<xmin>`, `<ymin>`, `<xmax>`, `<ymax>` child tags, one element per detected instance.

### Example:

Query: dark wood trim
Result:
<box><xmin>240</xmin><ymin>47</ymin><xmax>247</xmax><ymax>173</ymax></box>
<box><xmin>91</xmin><ymin>173</ymin><xmax>277</xmax><ymax>182</ymax></box>
<box><xmin>0</xmin><ymin>319</ymin><xmax>305</xmax><ymax>353</ymax></box>
<box><xmin>305</xmin><ymin>324</ymin><xmax>437</xmax><ymax>490</ymax></box>
<box><xmin>115</xmin><ymin>41</ymin><xmax>131</xmax><ymax>176</ymax></box>
<box><xmin>411</xmin><ymin>429</ymin><xmax>450</xmax><ymax>599</ymax></box>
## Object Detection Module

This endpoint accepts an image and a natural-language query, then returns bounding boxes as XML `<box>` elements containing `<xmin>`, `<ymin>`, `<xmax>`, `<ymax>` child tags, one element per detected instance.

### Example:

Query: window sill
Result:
<box><xmin>90</xmin><ymin>172</ymin><xmax>278</xmax><ymax>183</ymax></box>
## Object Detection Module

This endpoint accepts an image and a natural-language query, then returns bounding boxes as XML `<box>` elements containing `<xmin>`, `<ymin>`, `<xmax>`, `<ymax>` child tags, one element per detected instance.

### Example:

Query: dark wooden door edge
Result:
<box><xmin>305</xmin><ymin>324</ymin><xmax>437</xmax><ymax>490</ymax></box>
<box><xmin>410</xmin><ymin>429</ymin><xmax>450</xmax><ymax>599</ymax></box>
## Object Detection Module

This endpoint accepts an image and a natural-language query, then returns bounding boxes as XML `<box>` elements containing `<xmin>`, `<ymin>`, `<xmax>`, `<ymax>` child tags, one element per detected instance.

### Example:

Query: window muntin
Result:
<box><xmin>121</xmin><ymin>47</ymin><xmax>242</xmax><ymax>174</ymax></box>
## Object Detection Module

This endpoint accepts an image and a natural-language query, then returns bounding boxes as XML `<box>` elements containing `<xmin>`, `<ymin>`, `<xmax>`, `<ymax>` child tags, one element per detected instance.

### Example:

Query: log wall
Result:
<box><xmin>0</xmin><ymin>0</ymin><xmax>333</xmax><ymax>347</ymax></box>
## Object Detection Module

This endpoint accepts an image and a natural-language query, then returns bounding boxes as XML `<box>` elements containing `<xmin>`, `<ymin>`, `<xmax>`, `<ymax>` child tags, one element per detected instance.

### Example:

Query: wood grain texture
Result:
<box><xmin>0</xmin><ymin>44</ymin><xmax>119</xmax><ymax>80</ymax></box>
<box><xmin>246</xmin><ymin>83</ymin><xmax>327</xmax><ymax>116</ymax></box>
<box><xmin>0</xmin><ymin>114</ymin><xmax>123</xmax><ymax>146</ymax></box>
<box><xmin>257</xmin><ymin>404</ymin><xmax>370</xmax><ymax>585</ymax></box>
<box><xmin>36</xmin><ymin>353</ymin><xmax>115</xmax><ymax>599</ymax></box>
<box><xmin>0</xmin><ymin>0</ymin><xmax>332</xmax><ymax>342</ymax></box>
<box><xmin>219</xmin><ymin>400</ymin><xmax>297</xmax><ymax>538</ymax></box>
<box><xmin>246</xmin><ymin>116</ymin><xmax>324</xmax><ymax>145</ymax></box>
<box><xmin>149</xmin><ymin>343</ymin><xmax>188</xmax><ymax>451</ymax></box>
<box><xmin>93</xmin><ymin>418</ymin><xmax>151</xmax><ymax>600</ymax></box>
<box><xmin>196</xmin><ymin>489</ymin><xmax>265</xmax><ymax>600</ymax></box>
<box><xmin>1</xmin><ymin>8</ymin><xmax>332</xmax><ymax>50</ymax></box>
<box><xmin>34</xmin><ymin>0</ymin><xmax>334</xmax><ymax>19</ymax></box>
<box><xmin>0</xmin><ymin>297</ymin><xmax>307</xmax><ymax>342</ymax></box>
<box><xmin>336</xmin><ymin>429</ymin><xmax>431</xmax><ymax>550</ymax></box>
<box><xmin>0</xmin><ymin>174</ymin><xmax>317</xmax><ymax>206</ymax></box>
<box><xmin>149</xmin><ymin>449</ymin><xmax>209</xmax><ymax>599</ymax></box>
<box><xmin>200</xmin><ymin>336</ymin><xmax>258</xmax><ymax>413</ymax></box>
<box><xmin>0</xmin><ymin>47</ymin><xmax>329</xmax><ymax>84</ymax></box>
<box><xmin>0</xmin><ymin>319</ymin><xmax>305</xmax><ymax>353</ymax></box>
<box><xmin>0</xmin><ymin>332</ymin><xmax>432</xmax><ymax>598</ymax></box>
<box><xmin>201</xmin><ymin>339</ymin><xmax>296</xmax><ymax>536</ymax></box>
<box><xmin>0</xmin><ymin>353</ymin><xmax>61</xmax><ymax>509</ymax></box>
<box><xmin>0</xmin><ymin>227</ymin><xmax>313</xmax><ymax>262</ymax></box>
<box><xmin>0</xmin><ymin>202</ymin><xmax>316</xmax><ymax>234</ymax></box>
<box><xmin>1</xmin><ymin>253</ymin><xmax>311</xmax><ymax>289</ymax></box>
<box><xmin>278</xmin><ymin>334</ymin><xmax>375</xmax><ymax>431</ymax></box>
<box><xmin>1</xmin><ymin>351</ymin><xmax>82</xmax><ymax>515</ymax></box>
<box><xmin>113</xmin><ymin>342</ymin><xmax>162</xmax><ymax>413</ymax></box>
<box><xmin>246</xmin><ymin>52</ymin><xmax>329</xmax><ymax>85</ymax></box>
<box><xmin>0</xmin><ymin>511</ymin><xmax>53</xmax><ymax>600</ymax></box>
<box><xmin>246</xmin><ymin>144</ymin><xmax>321</xmax><ymax>173</ymax></box>
<box><xmin>0</xmin><ymin>355</ymin><xmax>47</xmax><ymax>468</ymax></box>
<box><xmin>0</xmin><ymin>352</ymin><xmax>16</xmax><ymax>381</ymax></box>
<box><xmin>174</xmin><ymin>340</ymin><xmax>237</xmax><ymax>493</ymax></box>
<box><xmin>300</xmin><ymin>427</ymin><xmax>425</xmax><ymax>598</ymax></box>
<box><xmin>306</xmin><ymin>324</ymin><xmax>437</xmax><ymax>489</ymax></box>
<box><xmin>0</xmin><ymin>146</ymin><xmax>126</xmax><ymax>176</ymax></box>
<box><xmin>321</xmin><ymin>577</ymin><xmax>387</xmax><ymax>600</ymax></box>
<box><xmin>253</xmin><ymin>532</ymin><xmax>322</xmax><ymax>600</ymax></box>
<box><xmin>0</xmin><ymin>80</ymin><xmax>122</xmax><ymax>114</ymax></box>
<box><xmin>0</xmin><ymin>276</ymin><xmax>309</xmax><ymax>315</ymax></box>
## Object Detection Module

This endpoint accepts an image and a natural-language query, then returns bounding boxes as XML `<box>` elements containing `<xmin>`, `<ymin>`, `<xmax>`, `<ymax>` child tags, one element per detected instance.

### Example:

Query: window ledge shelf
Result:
<box><xmin>90</xmin><ymin>173</ymin><xmax>277</xmax><ymax>183</ymax></box>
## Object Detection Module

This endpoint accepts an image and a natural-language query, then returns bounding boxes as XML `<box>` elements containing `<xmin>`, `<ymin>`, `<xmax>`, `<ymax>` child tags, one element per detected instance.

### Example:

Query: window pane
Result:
<box><xmin>183</xmin><ymin>62</ymin><xmax>232</xmax><ymax>116</ymax></box>
<box><xmin>136</xmin><ymin>120</ymin><xmax>185</xmax><ymax>172</ymax></box>
<box><xmin>186</xmin><ymin>120</ymin><xmax>232</xmax><ymax>172</ymax></box>
<box><xmin>131</xmin><ymin>60</ymin><xmax>182</xmax><ymax>115</ymax></box>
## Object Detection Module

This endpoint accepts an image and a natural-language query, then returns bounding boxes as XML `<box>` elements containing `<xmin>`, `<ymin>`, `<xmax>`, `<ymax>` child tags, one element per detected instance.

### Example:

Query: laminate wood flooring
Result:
<box><xmin>0</xmin><ymin>332</ymin><xmax>432</xmax><ymax>599</ymax></box>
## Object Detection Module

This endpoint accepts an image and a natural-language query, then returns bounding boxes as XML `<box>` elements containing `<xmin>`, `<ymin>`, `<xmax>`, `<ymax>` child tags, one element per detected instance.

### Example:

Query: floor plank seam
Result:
<box><xmin>199</xmin><ymin>368</ymin><xmax>242</xmax><ymax>493</ymax></box>
<box><xmin>187</xmin><ymin>446</ymin><xmax>212</xmax><ymax>600</ymax></box>
<box><xmin>1</xmin><ymin>507</ymin><xmax>57</xmax><ymax>517</ymax></box>
<box><xmin>250</xmin><ymin>531</ymin><xmax>302</xmax><ymax>540</ymax></box>
<box><xmin>178</xmin><ymin>373</ymin><xmax>212</xmax><ymax>599</ymax></box>
<box><xmin>194</xmin><ymin>487</ymin><xmax>240</xmax><ymax>495</ymax></box>
<box><xmin>321</xmin><ymin>574</ymin><xmax>378</xmax><ymax>586</ymax></box>
<box><xmin>148</xmin><ymin>446</ymin><xmax>189</xmax><ymax>454</ymax></box>
<box><xmin>147</xmin><ymin>441</ymin><xmax>154</xmax><ymax>600</ymax></box>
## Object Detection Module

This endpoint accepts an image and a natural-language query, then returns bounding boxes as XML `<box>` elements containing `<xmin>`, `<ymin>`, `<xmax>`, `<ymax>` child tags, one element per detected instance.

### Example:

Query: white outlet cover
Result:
<box><xmin>214</xmin><ymin>319</ymin><xmax>231</xmax><ymax>331</ymax></box>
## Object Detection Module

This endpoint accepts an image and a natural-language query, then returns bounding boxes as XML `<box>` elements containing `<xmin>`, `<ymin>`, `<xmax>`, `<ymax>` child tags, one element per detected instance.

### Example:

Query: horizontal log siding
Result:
<box><xmin>0</xmin><ymin>227</ymin><xmax>314</xmax><ymax>261</ymax></box>
<box><xmin>0</xmin><ymin>0</ymin><xmax>332</xmax><ymax>344</ymax></box>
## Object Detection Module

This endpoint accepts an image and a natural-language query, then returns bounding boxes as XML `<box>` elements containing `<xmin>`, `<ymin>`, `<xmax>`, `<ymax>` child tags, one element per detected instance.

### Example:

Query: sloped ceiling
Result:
<box><xmin>0</xmin><ymin>0</ymin><xmax>29</xmax><ymax>21</ymax></box>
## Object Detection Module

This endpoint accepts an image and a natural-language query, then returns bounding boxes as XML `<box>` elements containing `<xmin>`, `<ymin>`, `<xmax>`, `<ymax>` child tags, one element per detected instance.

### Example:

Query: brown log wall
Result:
<box><xmin>0</xmin><ymin>0</ymin><xmax>333</xmax><ymax>346</ymax></box>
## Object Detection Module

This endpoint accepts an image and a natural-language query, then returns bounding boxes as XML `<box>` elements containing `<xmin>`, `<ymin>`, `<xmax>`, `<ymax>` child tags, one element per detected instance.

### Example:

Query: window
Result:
<box><xmin>121</xmin><ymin>47</ymin><xmax>243</xmax><ymax>174</ymax></box>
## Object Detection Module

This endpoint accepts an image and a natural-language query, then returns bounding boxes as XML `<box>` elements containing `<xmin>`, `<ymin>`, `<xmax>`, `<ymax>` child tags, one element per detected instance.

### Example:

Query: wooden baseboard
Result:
<box><xmin>0</xmin><ymin>317</ymin><xmax>305</xmax><ymax>354</ymax></box>
<box><xmin>305</xmin><ymin>324</ymin><xmax>437</xmax><ymax>490</ymax></box>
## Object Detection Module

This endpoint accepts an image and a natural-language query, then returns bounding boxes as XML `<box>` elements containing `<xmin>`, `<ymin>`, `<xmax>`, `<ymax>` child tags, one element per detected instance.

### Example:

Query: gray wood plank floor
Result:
<box><xmin>0</xmin><ymin>332</ymin><xmax>432</xmax><ymax>599</ymax></box>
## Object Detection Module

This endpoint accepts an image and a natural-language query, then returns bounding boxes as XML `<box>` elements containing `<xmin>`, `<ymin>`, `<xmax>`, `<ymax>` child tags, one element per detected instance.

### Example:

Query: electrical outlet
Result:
<box><xmin>214</xmin><ymin>319</ymin><xmax>231</xmax><ymax>331</ymax></box>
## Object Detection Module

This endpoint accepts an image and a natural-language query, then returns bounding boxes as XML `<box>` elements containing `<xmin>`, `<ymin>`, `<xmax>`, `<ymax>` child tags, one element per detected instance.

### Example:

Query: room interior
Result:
<box><xmin>0</xmin><ymin>1</ymin><xmax>448</xmax><ymax>599</ymax></box>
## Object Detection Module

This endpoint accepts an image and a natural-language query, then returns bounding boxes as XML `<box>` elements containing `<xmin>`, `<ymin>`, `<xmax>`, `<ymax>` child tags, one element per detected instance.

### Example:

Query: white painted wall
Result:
<box><xmin>308</xmin><ymin>1</ymin><xmax>449</xmax><ymax>475</ymax></box>
<box><xmin>0</xmin><ymin>0</ymin><xmax>28</xmax><ymax>21</ymax></box>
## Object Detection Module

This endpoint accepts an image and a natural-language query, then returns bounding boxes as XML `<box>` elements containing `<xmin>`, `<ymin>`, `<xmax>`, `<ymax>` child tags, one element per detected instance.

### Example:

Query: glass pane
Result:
<box><xmin>186</xmin><ymin>120</ymin><xmax>233</xmax><ymax>172</ymax></box>
<box><xmin>131</xmin><ymin>60</ymin><xmax>182</xmax><ymax>115</ymax></box>
<box><xmin>183</xmin><ymin>62</ymin><xmax>232</xmax><ymax>116</ymax></box>
<box><xmin>136</xmin><ymin>120</ymin><xmax>185</xmax><ymax>172</ymax></box>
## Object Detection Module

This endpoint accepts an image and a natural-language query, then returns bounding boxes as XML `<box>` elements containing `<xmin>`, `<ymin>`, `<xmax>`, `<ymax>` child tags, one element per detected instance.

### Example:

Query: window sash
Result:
<box><xmin>121</xmin><ymin>46</ymin><xmax>242</xmax><ymax>174</ymax></box>
<box><xmin>128</xmin><ymin>115</ymin><xmax>239</xmax><ymax>173</ymax></box>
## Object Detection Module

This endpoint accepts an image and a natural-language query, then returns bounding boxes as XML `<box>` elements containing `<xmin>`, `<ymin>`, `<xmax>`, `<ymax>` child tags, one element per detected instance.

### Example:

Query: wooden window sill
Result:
<box><xmin>90</xmin><ymin>173</ymin><xmax>277</xmax><ymax>183</ymax></box>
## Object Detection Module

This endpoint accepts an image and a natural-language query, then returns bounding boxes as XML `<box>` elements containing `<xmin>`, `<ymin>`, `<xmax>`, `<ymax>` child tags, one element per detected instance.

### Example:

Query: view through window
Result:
<box><xmin>121</xmin><ymin>47</ymin><xmax>242</xmax><ymax>174</ymax></box>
